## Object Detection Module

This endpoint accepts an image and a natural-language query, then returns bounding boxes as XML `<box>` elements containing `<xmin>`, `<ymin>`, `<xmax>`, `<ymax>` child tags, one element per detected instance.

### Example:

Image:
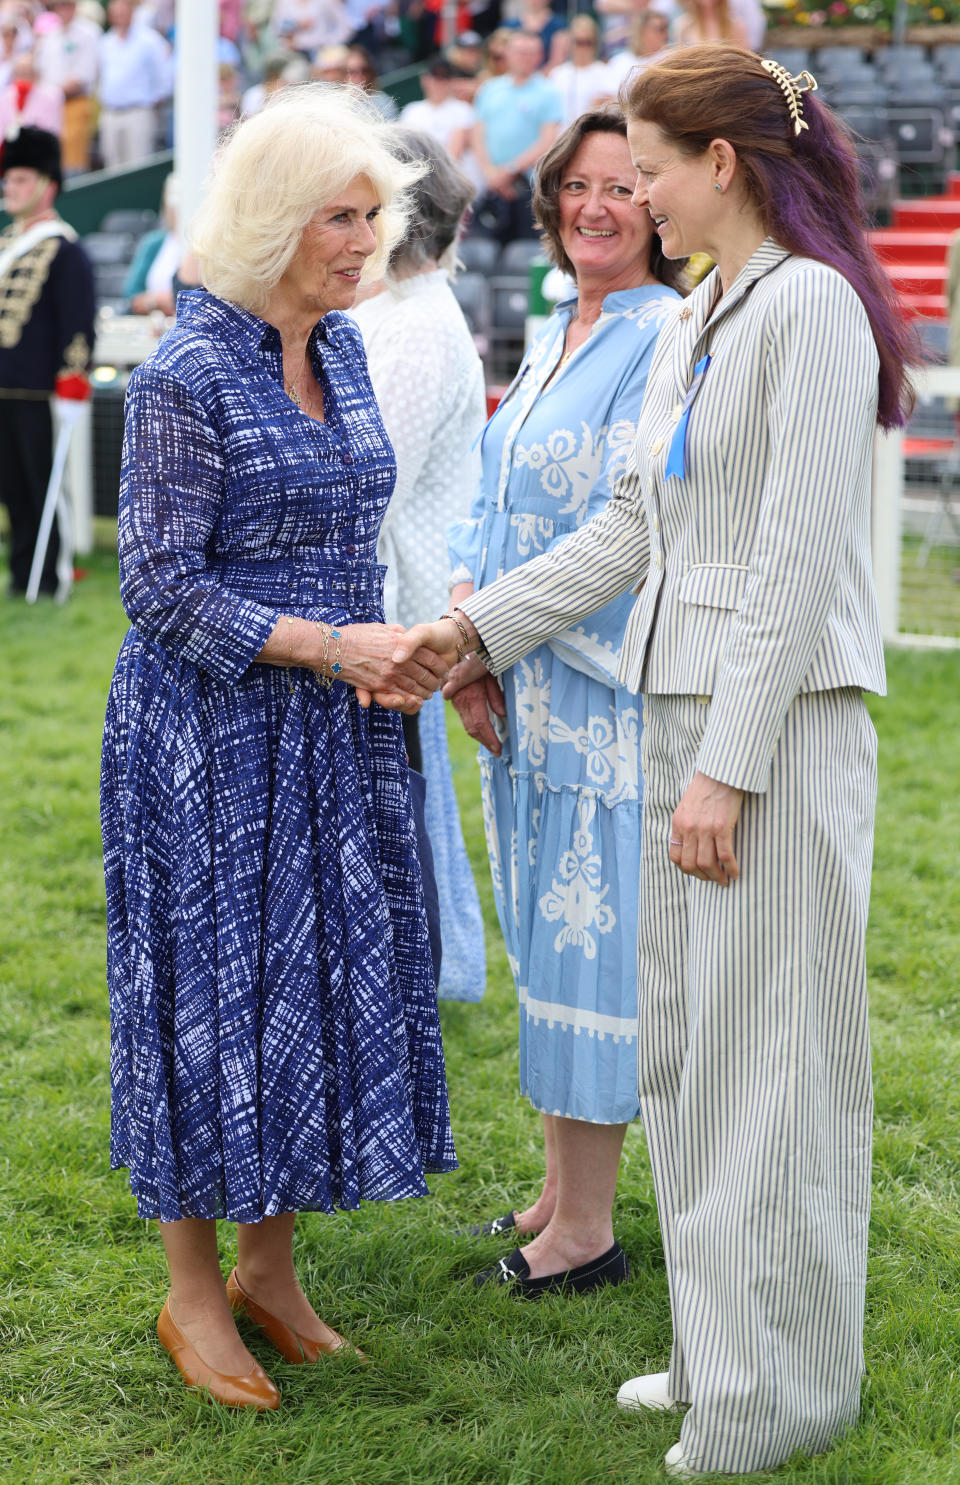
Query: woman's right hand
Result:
<box><xmin>329</xmin><ymin>623</ymin><xmax>450</xmax><ymax>712</ymax></box>
<box><xmin>256</xmin><ymin>616</ymin><xmax>448</xmax><ymax>714</ymax></box>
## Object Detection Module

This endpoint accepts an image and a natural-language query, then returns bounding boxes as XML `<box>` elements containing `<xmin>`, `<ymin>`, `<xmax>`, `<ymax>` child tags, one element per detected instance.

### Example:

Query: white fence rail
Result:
<box><xmin>873</xmin><ymin>364</ymin><xmax>960</xmax><ymax>650</ymax></box>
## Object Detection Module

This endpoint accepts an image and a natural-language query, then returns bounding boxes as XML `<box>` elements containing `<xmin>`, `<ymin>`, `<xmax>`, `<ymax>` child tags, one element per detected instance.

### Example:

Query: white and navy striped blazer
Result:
<box><xmin>464</xmin><ymin>239</ymin><xmax>887</xmax><ymax>794</ymax></box>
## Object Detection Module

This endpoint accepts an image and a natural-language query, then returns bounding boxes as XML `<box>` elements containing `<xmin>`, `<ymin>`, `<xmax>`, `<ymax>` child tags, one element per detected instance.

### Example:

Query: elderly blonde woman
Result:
<box><xmin>99</xmin><ymin>86</ymin><xmax>456</xmax><ymax>1411</ymax></box>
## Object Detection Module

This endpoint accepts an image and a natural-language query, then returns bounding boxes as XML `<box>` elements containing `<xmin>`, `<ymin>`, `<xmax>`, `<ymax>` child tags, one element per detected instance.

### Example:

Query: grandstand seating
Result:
<box><xmin>870</xmin><ymin>172</ymin><xmax>960</xmax><ymax>320</ymax></box>
<box><xmin>83</xmin><ymin>216</ymin><xmax>158</xmax><ymax>312</ymax></box>
<box><xmin>766</xmin><ymin>40</ymin><xmax>960</xmax><ymax>202</ymax></box>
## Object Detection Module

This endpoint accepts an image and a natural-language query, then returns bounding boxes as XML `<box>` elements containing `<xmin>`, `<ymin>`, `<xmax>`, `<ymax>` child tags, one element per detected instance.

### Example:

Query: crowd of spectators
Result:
<box><xmin>0</xmin><ymin>0</ymin><xmax>766</xmax><ymax>185</ymax></box>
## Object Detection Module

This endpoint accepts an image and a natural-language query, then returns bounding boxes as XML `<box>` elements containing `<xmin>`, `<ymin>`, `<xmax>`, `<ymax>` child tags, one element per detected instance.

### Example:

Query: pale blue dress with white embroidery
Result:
<box><xmin>447</xmin><ymin>285</ymin><xmax>678</xmax><ymax>1123</ymax></box>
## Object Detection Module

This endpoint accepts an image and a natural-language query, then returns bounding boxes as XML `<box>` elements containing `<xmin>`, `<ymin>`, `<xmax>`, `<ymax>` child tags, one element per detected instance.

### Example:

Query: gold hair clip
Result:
<box><xmin>760</xmin><ymin>59</ymin><xmax>818</xmax><ymax>136</ymax></box>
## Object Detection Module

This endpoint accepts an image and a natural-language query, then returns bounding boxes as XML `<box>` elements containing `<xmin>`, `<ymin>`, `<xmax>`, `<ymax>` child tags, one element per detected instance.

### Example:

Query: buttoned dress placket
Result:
<box><xmin>485</xmin><ymin>315</ymin><xmax>567</xmax><ymax>581</ymax></box>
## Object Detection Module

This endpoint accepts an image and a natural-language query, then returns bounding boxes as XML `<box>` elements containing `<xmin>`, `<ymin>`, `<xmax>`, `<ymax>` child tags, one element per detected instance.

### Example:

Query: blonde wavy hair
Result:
<box><xmin>191</xmin><ymin>84</ymin><xmax>424</xmax><ymax>314</ymax></box>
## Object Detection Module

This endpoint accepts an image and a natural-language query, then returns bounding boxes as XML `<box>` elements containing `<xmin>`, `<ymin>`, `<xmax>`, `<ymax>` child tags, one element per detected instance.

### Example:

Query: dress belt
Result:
<box><xmin>211</xmin><ymin>557</ymin><xmax>386</xmax><ymax>615</ymax></box>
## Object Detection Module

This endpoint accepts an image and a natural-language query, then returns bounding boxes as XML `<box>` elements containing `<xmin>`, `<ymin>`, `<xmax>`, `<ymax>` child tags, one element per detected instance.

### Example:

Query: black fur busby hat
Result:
<box><xmin>0</xmin><ymin>126</ymin><xmax>62</xmax><ymax>189</ymax></box>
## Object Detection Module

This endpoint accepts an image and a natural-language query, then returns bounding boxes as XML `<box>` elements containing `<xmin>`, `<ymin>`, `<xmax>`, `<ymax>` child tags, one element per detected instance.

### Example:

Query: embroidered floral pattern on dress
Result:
<box><xmin>539</xmin><ymin>798</ymin><xmax>616</xmax><ymax>959</ymax></box>
<box><xmin>447</xmin><ymin>284</ymin><xmax>679</xmax><ymax>1123</ymax></box>
<box><xmin>548</xmin><ymin>707</ymin><xmax>641</xmax><ymax>800</ymax></box>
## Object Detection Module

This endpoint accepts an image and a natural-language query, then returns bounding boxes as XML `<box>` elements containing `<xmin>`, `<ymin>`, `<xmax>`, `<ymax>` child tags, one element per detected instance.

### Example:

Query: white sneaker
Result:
<box><xmin>616</xmin><ymin>1371</ymin><xmax>679</xmax><ymax>1412</ymax></box>
<box><xmin>664</xmin><ymin>1442</ymin><xmax>695</xmax><ymax>1477</ymax></box>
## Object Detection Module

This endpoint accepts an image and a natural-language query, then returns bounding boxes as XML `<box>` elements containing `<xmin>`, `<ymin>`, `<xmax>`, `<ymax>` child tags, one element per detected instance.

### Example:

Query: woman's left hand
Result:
<box><xmin>669</xmin><ymin>771</ymin><xmax>744</xmax><ymax>887</ymax></box>
<box><xmin>443</xmin><ymin>655</ymin><xmax>506</xmax><ymax>755</ymax></box>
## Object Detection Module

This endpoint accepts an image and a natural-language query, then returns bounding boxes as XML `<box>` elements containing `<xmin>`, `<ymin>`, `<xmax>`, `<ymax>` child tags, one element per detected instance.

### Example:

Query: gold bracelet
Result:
<box><xmin>438</xmin><ymin>612</ymin><xmax>466</xmax><ymax>664</ymax></box>
<box><xmin>285</xmin><ymin>615</ymin><xmax>295</xmax><ymax>664</ymax></box>
<box><xmin>455</xmin><ymin>606</ymin><xmax>494</xmax><ymax>673</ymax></box>
<box><xmin>315</xmin><ymin>621</ymin><xmax>343</xmax><ymax>689</ymax></box>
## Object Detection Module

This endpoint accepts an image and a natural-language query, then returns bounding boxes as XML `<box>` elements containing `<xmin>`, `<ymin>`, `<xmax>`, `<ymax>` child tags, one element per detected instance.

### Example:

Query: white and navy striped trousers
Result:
<box><xmin>637</xmin><ymin>687</ymin><xmax>877</xmax><ymax>1475</ymax></box>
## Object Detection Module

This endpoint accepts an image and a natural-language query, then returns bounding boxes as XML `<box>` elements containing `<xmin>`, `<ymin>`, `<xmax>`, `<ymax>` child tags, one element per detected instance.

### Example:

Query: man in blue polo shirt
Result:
<box><xmin>470</xmin><ymin>30</ymin><xmax>562</xmax><ymax>243</ymax></box>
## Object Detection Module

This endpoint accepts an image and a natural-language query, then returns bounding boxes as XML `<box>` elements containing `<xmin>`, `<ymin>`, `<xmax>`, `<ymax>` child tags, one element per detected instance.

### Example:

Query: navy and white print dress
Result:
<box><xmin>100</xmin><ymin>289</ymin><xmax>457</xmax><ymax>1224</ymax></box>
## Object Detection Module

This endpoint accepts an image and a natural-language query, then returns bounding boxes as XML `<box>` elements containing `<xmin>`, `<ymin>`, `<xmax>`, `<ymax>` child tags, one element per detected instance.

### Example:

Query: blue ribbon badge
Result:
<box><xmin>664</xmin><ymin>353</ymin><xmax>712</xmax><ymax>481</ymax></box>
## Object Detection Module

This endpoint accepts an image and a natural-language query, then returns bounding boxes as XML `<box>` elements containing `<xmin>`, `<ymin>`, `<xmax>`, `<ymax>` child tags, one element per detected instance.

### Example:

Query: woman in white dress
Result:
<box><xmin>547</xmin><ymin>15</ymin><xmax>616</xmax><ymax>126</ymax></box>
<box><xmin>351</xmin><ymin>128</ymin><xmax>487</xmax><ymax>1001</ymax></box>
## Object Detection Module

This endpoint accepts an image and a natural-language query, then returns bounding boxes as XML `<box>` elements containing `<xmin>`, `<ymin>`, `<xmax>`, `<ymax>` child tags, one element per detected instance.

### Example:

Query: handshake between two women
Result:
<box><xmin>263</xmin><ymin>611</ymin><xmax>505</xmax><ymax>750</ymax></box>
<box><xmin>381</xmin><ymin>613</ymin><xmax>505</xmax><ymax>757</ymax></box>
<box><xmin>386</xmin><ymin>614</ymin><xmax>508</xmax><ymax>757</ymax></box>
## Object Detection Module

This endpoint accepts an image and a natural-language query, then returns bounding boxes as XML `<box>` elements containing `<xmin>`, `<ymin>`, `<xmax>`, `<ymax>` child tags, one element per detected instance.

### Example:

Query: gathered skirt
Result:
<box><xmin>101</xmin><ymin>575</ymin><xmax>457</xmax><ymax>1223</ymax></box>
<box><xmin>479</xmin><ymin>643</ymin><xmax>644</xmax><ymax>1124</ymax></box>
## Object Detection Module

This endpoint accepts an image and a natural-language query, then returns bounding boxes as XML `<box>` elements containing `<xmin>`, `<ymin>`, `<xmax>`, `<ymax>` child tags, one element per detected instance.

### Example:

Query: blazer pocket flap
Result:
<box><xmin>678</xmin><ymin>563</ymin><xmax>750</xmax><ymax>610</ymax></box>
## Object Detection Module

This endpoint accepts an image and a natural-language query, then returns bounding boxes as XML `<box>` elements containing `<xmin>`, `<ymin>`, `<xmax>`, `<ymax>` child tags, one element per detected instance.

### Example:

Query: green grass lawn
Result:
<box><xmin>1</xmin><ymin>552</ymin><xmax>959</xmax><ymax>1485</ymax></box>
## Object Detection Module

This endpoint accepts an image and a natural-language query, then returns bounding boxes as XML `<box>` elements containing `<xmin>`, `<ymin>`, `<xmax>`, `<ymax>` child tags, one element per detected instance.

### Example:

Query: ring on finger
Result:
<box><xmin>669</xmin><ymin>838</ymin><xmax>682</xmax><ymax>847</ymax></box>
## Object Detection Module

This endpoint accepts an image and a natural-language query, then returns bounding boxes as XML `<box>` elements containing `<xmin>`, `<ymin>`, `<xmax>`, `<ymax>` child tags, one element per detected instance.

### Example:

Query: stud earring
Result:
<box><xmin>714</xmin><ymin>182</ymin><xmax>723</xmax><ymax>192</ymax></box>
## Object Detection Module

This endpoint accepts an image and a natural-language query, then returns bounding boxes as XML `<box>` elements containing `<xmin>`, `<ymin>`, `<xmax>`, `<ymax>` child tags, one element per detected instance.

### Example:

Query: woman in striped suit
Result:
<box><xmin>396</xmin><ymin>46</ymin><xmax>918</xmax><ymax>1476</ymax></box>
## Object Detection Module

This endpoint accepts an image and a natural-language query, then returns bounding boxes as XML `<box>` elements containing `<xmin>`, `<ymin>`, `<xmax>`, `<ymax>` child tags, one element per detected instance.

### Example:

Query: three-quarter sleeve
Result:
<box><xmin>118</xmin><ymin>363</ymin><xmax>280</xmax><ymax>685</ymax></box>
<box><xmin>446</xmin><ymin>478</ymin><xmax>486</xmax><ymax>588</ymax></box>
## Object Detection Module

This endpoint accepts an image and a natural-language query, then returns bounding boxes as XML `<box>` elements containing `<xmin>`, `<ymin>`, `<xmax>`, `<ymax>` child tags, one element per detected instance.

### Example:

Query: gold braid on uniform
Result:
<box><xmin>759</xmin><ymin>60</ymin><xmax>818</xmax><ymax>137</ymax></box>
<box><xmin>58</xmin><ymin>330</ymin><xmax>91</xmax><ymax>380</ymax></box>
<box><xmin>0</xmin><ymin>237</ymin><xmax>60</xmax><ymax>350</ymax></box>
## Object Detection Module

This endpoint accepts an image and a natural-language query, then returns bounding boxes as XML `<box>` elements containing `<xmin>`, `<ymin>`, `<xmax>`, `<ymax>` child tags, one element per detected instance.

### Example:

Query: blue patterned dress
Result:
<box><xmin>100</xmin><ymin>290</ymin><xmax>457</xmax><ymax>1224</ymax></box>
<box><xmin>447</xmin><ymin>285</ymin><xmax>678</xmax><ymax>1124</ymax></box>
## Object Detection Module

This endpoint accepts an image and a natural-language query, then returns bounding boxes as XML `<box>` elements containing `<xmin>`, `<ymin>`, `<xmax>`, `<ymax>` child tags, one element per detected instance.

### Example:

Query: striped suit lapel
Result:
<box><xmin>672</xmin><ymin>240</ymin><xmax>792</xmax><ymax>394</ymax></box>
<box><xmin>670</xmin><ymin>270</ymin><xmax>719</xmax><ymax>400</ymax></box>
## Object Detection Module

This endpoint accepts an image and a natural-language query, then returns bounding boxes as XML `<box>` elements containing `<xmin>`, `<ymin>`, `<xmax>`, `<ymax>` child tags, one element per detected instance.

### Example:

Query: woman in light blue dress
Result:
<box><xmin>446</xmin><ymin>107</ymin><xmax>686</xmax><ymax>1293</ymax></box>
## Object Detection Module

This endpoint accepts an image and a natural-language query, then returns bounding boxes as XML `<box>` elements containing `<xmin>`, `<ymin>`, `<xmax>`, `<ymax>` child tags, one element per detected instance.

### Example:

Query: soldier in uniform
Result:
<box><xmin>0</xmin><ymin>126</ymin><xmax>94</xmax><ymax>596</ymax></box>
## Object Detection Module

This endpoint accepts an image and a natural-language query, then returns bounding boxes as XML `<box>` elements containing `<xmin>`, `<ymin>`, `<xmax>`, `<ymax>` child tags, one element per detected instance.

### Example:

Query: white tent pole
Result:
<box><xmin>872</xmin><ymin>427</ymin><xmax>903</xmax><ymax>644</ymax></box>
<box><xmin>173</xmin><ymin>0</ymin><xmax>218</xmax><ymax>243</ymax></box>
<box><xmin>26</xmin><ymin>417</ymin><xmax>75</xmax><ymax>604</ymax></box>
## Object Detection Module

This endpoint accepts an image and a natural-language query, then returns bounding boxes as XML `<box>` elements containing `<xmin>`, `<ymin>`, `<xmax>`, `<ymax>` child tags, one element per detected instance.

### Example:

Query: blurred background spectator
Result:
<box><xmin>502</xmin><ymin>0</ymin><xmax>565</xmax><ymax>60</ymax></box>
<box><xmin>241</xmin><ymin>51</ymin><xmax>290</xmax><ymax>114</ymax></box>
<box><xmin>546</xmin><ymin>14</ymin><xmax>614</xmax><ymax>125</ymax></box>
<box><xmin>271</xmin><ymin>0</ymin><xmax>352</xmax><ymax>55</ymax></box>
<box><xmin>217</xmin><ymin>57</ymin><xmax>241</xmax><ymax>125</ymax></box>
<box><xmin>399</xmin><ymin>55</ymin><xmax>474</xmax><ymax>159</ymax></box>
<box><xmin>312</xmin><ymin>41</ymin><xmax>349</xmax><ymax>79</ymax></box>
<box><xmin>0</xmin><ymin>16</ymin><xmax>24</xmax><ymax>90</ymax></box>
<box><xmin>730</xmin><ymin>0</ymin><xmax>765</xmax><ymax>50</ymax></box>
<box><xmin>98</xmin><ymin>0</ymin><xmax>171</xmax><ymax>168</ymax></box>
<box><xmin>469</xmin><ymin>29</ymin><xmax>561</xmax><ymax>244</ymax></box>
<box><xmin>674</xmin><ymin>0</ymin><xmax>749</xmax><ymax>49</ymax></box>
<box><xmin>606</xmin><ymin>9</ymin><xmax>672</xmax><ymax>88</ymax></box>
<box><xmin>34</xmin><ymin>0</ymin><xmax>99</xmax><ymax>174</ymax></box>
<box><xmin>595</xmin><ymin>0</ymin><xmax>670</xmax><ymax>56</ymax></box>
<box><xmin>122</xmin><ymin>169</ymin><xmax>178</xmax><ymax>313</ymax></box>
<box><xmin>345</xmin><ymin>41</ymin><xmax>398</xmax><ymax>115</ymax></box>
<box><xmin>447</xmin><ymin>29</ymin><xmax>486</xmax><ymax>87</ymax></box>
<box><xmin>0</xmin><ymin>50</ymin><xmax>63</xmax><ymax>139</ymax></box>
